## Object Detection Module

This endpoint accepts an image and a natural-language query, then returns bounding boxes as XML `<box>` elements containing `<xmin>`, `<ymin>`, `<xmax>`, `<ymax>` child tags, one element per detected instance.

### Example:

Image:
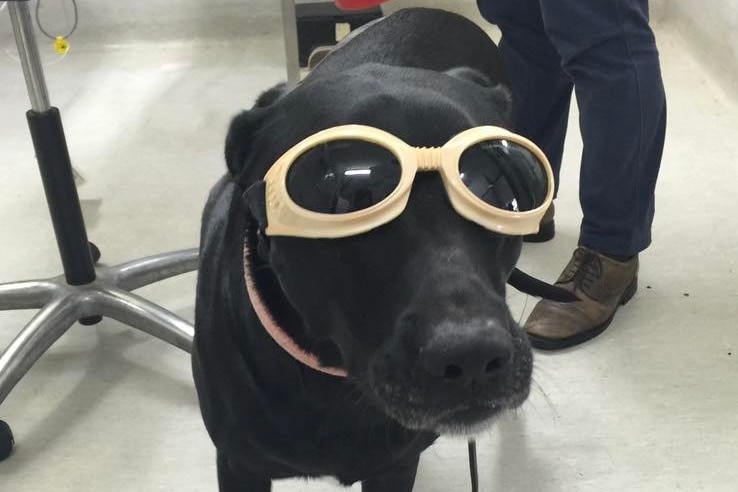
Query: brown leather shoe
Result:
<box><xmin>523</xmin><ymin>203</ymin><xmax>555</xmax><ymax>243</ymax></box>
<box><xmin>524</xmin><ymin>247</ymin><xmax>638</xmax><ymax>350</ymax></box>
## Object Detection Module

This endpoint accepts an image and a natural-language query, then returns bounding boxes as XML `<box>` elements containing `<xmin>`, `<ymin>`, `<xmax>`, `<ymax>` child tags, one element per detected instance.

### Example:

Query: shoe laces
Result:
<box><xmin>566</xmin><ymin>249</ymin><xmax>603</xmax><ymax>297</ymax></box>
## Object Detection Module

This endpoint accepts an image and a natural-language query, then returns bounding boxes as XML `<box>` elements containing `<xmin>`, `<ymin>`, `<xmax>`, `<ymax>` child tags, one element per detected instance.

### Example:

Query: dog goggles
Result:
<box><xmin>247</xmin><ymin>125</ymin><xmax>555</xmax><ymax>238</ymax></box>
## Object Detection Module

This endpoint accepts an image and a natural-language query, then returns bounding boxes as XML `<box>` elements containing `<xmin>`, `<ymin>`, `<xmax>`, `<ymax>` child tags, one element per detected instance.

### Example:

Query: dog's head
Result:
<box><xmin>228</xmin><ymin>64</ymin><xmax>532</xmax><ymax>434</ymax></box>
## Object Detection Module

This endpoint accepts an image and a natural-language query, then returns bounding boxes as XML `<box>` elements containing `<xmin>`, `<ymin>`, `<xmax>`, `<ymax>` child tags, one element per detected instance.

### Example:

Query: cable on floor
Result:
<box><xmin>35</xmin><ymin>0</ymin><xmax>78</xmax><ymax>54</ymax></box>
<box><xmin>2</xmin><ymin>0</ymin><xmax>77</xmax><ymax>64</ymax></box>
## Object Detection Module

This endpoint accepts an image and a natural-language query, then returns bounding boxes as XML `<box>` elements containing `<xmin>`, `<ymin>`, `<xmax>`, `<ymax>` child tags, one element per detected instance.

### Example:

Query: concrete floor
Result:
<box><xmin>1</xmin><ymin>9</ymin><xmax>737</xmax><ymax>492</ymax></box>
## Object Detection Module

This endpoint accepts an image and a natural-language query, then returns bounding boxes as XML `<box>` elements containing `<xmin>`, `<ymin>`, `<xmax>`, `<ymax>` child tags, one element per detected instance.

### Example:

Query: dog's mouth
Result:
<box><xmin>433</xmin><ymin>399</ymin><xmax>522</xmax><ymax>435</ymax></box>
<box><xmin>367</xmin><ymin>330</ymin><xmax>533</xmax><ymax>435</ymax></box>
<box><xmin>368</xmin><ymin>380</ymin><xmax>530</xmax><ymax>435</ymax></box>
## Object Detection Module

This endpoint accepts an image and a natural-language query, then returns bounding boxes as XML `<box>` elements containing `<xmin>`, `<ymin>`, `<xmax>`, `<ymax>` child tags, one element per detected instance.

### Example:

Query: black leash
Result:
<box><xmin>466</xmin><ymin>269</ymin><xmax>575</xmax><ymax>491</ymax></box>
<box><xmin>468</xmin><ymin>440</ymin><xmax>479</xmax><ymax>492</ymax></box>
<box><xmin>508</xmin><ymin>267</ymin><xmax>578</xmax><ymax>303</ymax></box>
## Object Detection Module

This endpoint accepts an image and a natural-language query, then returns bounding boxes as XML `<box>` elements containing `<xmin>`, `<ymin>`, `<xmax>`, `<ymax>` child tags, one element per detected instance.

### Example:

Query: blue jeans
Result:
<box><xmin>478</xmin><ymin>0</ymin><xmax>667</xmax><ymax>256</ymax></box>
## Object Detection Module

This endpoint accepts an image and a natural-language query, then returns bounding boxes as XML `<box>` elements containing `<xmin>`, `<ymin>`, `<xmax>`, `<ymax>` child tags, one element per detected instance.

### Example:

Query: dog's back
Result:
<box><xmin>309</xmin><ymin>8</ymin><xmax>508</xmax><ymax>87</ymax></box>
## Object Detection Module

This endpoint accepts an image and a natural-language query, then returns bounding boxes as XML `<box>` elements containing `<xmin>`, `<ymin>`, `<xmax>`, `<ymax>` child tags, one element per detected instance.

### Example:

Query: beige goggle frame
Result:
<box><xmin>261</xmin><ymin>125</ymin><xmax>555</xmax><ymax>238</ymax></box>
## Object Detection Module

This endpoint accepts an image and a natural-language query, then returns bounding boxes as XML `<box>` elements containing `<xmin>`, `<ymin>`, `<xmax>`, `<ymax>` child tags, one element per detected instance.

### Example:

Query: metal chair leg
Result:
<box><xmin>92</xmin><ymin>288</ymin><xmax>194</xmax><ymax>353</ymax></box>
<box><xmin>112</xmin><ymin>248</ymin><xmax>199</xmax><ymax>292</ymax></box>
<box><xmin>0</xmin><ymin>296</ymin><xmax>80</xmax><ymax>405</ymax></box>
<box><xmin>0</xmin><ymin>280</ymin><xmax>59</xmax><ymax>311</ymax></box>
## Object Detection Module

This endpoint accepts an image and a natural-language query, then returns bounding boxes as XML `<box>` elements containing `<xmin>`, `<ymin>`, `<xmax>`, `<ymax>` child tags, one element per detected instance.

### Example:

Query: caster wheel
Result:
<box><xmin>89</xmin><ymin>242</ymin><xmax>101</xmax><ymax>264</ymax></box>
<box><xmin>0</xmin><ymin>420</ymin><xmax>14</xmax><ymax>461</ymax></box>
<box><xmin>79</xmin><ymin>315</ymin><xmax>103</xmax><ymax>326</ymax></box>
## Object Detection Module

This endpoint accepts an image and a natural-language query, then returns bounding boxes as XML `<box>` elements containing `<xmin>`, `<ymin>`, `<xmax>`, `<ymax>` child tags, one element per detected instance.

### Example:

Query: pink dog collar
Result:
<box><xmin>243</xmin><ymin>243</ymin><xmax>348</xmax><ymax>378</ymax></box>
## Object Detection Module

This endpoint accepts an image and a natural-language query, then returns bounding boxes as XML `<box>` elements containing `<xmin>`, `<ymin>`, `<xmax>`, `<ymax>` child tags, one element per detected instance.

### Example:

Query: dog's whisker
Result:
<box><xmin>532</xmin><ymin>363</ymin><xmax>564</xmax><ymax>394</ymax></box>
<box><xmin>530</xmin><ymin>378</ymin><xmax>559</xmax><ymax>420</ymax></box>
<box><xmin>517</xmin><ymin>294</ymin><xmax>530</xmax><ymax>325</ymax></box>
<box><xmin>506</xmin><ymin>406</ymin><xmax>519</xmax><ymax>420</ymax></box>
<box><xmin>520</xmin><ymin>397</ymin><xmax>545</xmax><ymax>421</ymax></box>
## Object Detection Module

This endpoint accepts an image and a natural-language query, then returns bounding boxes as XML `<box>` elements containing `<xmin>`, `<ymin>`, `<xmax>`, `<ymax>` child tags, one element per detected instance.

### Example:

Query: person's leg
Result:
<box><xmin>540</xmin><ymin>0</ymin><xmax>667</xmax><ymax>257</ymax></box>
<box><xmin>477</xmin><ymin>0</ymin><xmax>574</xmax><ymax>190</ymax></box>
<box><xmin>525</xmin><ymin>0</ymin><xmax>667</xmax><ymax>350</ymax></box>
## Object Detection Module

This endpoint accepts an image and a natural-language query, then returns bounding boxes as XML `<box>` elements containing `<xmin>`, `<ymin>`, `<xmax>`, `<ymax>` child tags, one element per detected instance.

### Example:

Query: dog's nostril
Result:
<box><xmin>485</xmin><ymin>358</ymin><xmax>505</xmax><ymax>373</ymax></box>
<box><xmin>443</xmin><ymin>364</ymin><xmax>464</xmax><ymax>380</ymax></box>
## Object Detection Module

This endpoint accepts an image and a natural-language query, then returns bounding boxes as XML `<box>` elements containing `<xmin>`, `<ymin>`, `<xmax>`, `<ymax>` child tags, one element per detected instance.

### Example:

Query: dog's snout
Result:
<box><xmin>419</xmin><ymin>319</ymin><xmax>513</xmax><ymax>387</ymax></box>
<box><xmin>369</xmin><ymin>277</ymin><xmax>532</xmax><ymax>430</ymax></box>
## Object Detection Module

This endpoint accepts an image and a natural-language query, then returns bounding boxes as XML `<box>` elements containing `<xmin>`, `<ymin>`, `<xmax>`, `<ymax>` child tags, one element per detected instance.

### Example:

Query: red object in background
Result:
<box><xmin>335</xmin><ymin>0</ymin><xmax>390</xmax><ymax>11</ymax></box>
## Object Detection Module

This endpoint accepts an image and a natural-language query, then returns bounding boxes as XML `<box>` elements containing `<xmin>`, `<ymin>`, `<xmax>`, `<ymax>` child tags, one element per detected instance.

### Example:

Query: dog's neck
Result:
<box><xmin>243</xmin><ymin>226</ymin><xmax>348</xmax><ymax>378</ymax></box>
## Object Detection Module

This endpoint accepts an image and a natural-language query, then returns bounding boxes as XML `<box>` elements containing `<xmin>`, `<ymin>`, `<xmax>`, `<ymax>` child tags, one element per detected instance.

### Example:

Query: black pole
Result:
<box><xmin>26</xmin><ymin>108</ymin><xmax>96</xmax><ymax>286</ymax></box>
<box><xmin>468</xmin><ymin>440</ymin><xmax>479</xmax><ymax>492</ymax></box>
<box><xmin>8</xmin><ymin>0</ymin><xmax>96</xmax><ymax>286</ymax></box>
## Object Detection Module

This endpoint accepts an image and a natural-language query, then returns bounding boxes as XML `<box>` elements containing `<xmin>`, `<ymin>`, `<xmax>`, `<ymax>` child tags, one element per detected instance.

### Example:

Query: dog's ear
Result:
<box><xmin>254</xmin><ymin>82</ymin><xmax>290</xmax><ymax>108</ymax></box>
<box><xmin>225</xmin><ymin>83</ymin><xmax>291</xmax><ymax>178</ymax></box>
<box><xmin>225</xmin><ymin>109</ymin><xmax>264</xmax><ymax>178</ymax></box>
<box><xmin>445</xmin><ymin>67</ymin><xmax>514</xmax><ymax>123</ymax></box>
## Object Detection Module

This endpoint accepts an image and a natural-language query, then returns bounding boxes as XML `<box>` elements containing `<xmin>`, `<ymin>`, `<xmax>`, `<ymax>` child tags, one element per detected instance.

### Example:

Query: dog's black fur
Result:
<box><xmin>193</xmin><ymin>8</ymin><xmax>533</xmax><ymax>491</ymax></box>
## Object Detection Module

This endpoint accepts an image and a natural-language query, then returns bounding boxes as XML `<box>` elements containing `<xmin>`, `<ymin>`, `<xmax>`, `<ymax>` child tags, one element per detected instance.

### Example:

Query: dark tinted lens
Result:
<box><xmin>286</xmin><ymin>140</ymin><xmax>402</xmax><ymax>214</ymax></box>
<box><xmin>459</xmin><ymin>140</ymin><xmax>548</xmax><ymax>212</ymax></box>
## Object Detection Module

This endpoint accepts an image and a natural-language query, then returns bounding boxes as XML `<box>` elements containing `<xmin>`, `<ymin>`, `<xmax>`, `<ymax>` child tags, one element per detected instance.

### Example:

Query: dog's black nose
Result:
<box><xmin>419</xmin><ymin>319</ymin><xmax>513</xmax><ymax>386</ymax></box>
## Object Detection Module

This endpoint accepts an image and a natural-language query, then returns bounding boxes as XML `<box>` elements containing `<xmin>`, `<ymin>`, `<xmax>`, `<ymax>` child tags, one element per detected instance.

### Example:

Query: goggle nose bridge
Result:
<box><xmin>416</xmin><ymin>147</ymin><xmax>444</xmax><ymax>172</ymax></box>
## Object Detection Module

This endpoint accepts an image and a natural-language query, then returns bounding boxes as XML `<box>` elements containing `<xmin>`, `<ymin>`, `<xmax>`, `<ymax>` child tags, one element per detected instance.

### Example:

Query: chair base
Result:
<box><xmin>0</xmin><ymin>247</ymin><xmax>198</xmax><ymax>461</ymax></box>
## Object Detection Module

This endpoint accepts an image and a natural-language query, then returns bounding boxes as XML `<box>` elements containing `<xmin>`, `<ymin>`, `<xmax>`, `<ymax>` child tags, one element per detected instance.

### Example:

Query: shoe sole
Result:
<box><xmin>527</xmin><ymin>277</ymin><xmax>638</xmax><ymax>351</ymax></box>
<box><xmin>523</xmin><ymin>221</ymin><xmax>555</xmax><ymax>243</ymax></box>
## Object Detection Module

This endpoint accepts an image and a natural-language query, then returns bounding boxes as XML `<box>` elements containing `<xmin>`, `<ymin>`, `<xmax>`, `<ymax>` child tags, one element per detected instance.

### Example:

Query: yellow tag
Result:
<box><xmin>54</xmin><ymin>36</ymin><xmax>69</xmax><ymax>55</ymax></box>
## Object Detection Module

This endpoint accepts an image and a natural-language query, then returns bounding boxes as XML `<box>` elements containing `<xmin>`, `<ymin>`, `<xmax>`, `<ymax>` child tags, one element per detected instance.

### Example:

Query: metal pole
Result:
<box><xmin>280</xmin><ymin>0</ymin><xmax>301</xmax><ymax>84</ymax></box>
<box><xmin>7</xmin><ymin>0</ymin><xmax>96</xmax><ymax>286</ymax></box>
<box><xmin>7</xmin><ymin>1</ymin><xmax>50</xmax><ymax>112</ymax></box>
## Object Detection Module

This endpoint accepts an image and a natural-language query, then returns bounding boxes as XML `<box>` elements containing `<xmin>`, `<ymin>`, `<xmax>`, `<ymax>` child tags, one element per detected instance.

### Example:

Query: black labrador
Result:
<box><xmin>193</xmin><ymin>8</ymin><xmax>532</xmax><ymax>491</ymax></box>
